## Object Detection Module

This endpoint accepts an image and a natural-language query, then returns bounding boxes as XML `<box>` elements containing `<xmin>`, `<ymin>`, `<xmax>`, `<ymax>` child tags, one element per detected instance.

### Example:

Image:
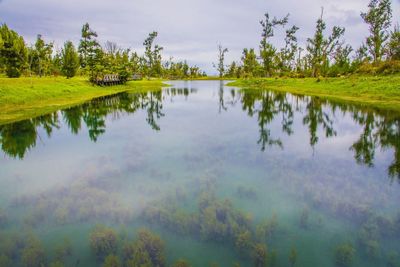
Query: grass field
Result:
<box><xmin>227</xmin><ymin>75</ymin><xmax>400</xmax><ymax>112</ymax></box>
<box><xmin>0</xmin><ymin>77</ymin><xmax>167</xmax><ymax>124</ymax></box>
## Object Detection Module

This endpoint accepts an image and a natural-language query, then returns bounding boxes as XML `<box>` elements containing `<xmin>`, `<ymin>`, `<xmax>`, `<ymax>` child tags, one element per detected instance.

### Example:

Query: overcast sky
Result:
<box><xmin>1</xmin><ymin>0</ymin><xmax>399</xmax><ymax>74</ymax></box>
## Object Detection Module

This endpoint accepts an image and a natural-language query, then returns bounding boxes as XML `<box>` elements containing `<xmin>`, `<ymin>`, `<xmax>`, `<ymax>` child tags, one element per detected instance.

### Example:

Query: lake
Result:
<box><xmin>0</xmin><ymin>80</ymin><xmax>400</xmax><ymax>267</ymax></box>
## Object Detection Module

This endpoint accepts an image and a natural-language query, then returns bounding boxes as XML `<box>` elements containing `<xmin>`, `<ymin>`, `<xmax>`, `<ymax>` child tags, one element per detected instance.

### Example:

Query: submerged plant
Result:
<box><xmin>334</xmin><ymin>243</ymin><xmax>355</xmax><ymax>267</ymax></box>
<box><xmin>289</xmin><ymin>247</ymin><xmax>297</xmax><ymax>267</ymax></box>
<box><xmin>252</xmin><ymin>243</ymin><xmax>268</xmax><ymax>267</ymax></box>
<box><xmin>103</xmin><ymin>254</ymin><xmax>121</xmax><ymax>267</ymax></box>
<box><xmin>89</xmin><ymin>225</ymin><xmax>118</xmax><ymax>262</ymax></box>
<box><xmin>172</xmin><ymin>259</ymin><xmax>192</xmax><ymax>267</ymax></box>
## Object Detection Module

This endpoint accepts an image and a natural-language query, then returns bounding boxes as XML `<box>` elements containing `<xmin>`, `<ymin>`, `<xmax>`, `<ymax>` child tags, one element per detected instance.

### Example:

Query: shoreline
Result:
<box><xmin>227</xmin><ymin>75</ymin><xmax>400</xmax><ymax>113</ymax></box>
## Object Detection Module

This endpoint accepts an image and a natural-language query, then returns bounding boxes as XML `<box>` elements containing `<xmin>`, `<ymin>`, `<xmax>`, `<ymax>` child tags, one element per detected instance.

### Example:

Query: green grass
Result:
<box><xmin>227</xmin><ymin>75</ymin><xmax>400</xmax><ymax>112</ymax></box>
<box><xmin>0</xmin><ymin>76</ymin><xmax>168</xmax><ymax>125</ymax></box>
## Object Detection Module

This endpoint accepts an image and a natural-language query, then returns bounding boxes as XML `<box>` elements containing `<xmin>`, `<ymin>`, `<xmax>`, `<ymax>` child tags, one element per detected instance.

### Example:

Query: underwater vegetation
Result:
<box><xmin>334</xmin><ymin>243</ymin><xmax>355</xmax><ymax>267</ymax></box>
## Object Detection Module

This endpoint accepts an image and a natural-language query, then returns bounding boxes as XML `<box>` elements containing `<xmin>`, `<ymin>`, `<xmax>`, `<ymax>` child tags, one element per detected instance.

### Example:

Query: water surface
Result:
<box><xmin>1</xmin><ymin>81</ymin><xmax>400</xmax><ymax>267</ymax></box>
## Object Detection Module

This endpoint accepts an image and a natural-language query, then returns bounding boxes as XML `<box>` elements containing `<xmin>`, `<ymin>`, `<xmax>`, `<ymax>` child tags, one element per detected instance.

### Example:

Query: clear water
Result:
<box><xmin>0</xmin><ymin>81</ymin><xmax>400</xmax><ymax>267</ymax></box>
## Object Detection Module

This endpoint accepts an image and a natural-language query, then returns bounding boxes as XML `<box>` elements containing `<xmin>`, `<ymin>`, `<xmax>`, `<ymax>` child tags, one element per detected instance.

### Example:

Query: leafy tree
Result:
<box><xmin>215</xmin><ymin>44</ymin><xmax>228</xmax><ymax>78</ymax></box>
<box><xmin>143</xmin><ymin>31</ymin><xmax>163</xmax><ymax>77</ymax></box>
<box><xmin>388</xmin><ymin>24</ymin><xmax>400</xmax><ymax>60</ymax></box>
<box><xmin>280</xmin><ymin>25</ymin><xmax>300</xmax><ymax>72</ymax></box>
<box><xmin>242</xmin><ymin>48</ymin><xmax>260</xmax><ymax>77</ymax></box>
<box><xmin>78</xmin><ymin>23</ymin><xmax>101</xmax><ymax>80</ymax></box>
<box><xmin>31</xmin><ymin>34</ymin><xmax>53</xmax><ymax>77</ymax></box>
<box><xmin>0</xmin><ymin>23</ymin><xmax>27</xmax><ymax>77</ymax></box>
<box><xmin>306</xmin><ymin>8</ymin><xmax>345</xmax><ymax>77</ymax></box>
<box><xmin>361</xmin><ymin>0</ymin><xmax>393</xmax><ymax>63</ymax></box>
<box><xmin>330</xmin><ymin>44</ymin><xmax>353</xmax><ymax>76</ymax></box>
<box><xmin>226</xmin><ymin>61</ymin><xmax>238</xmax><ymax>78</ymax></box>
<box><xmin>61</xmin><ymin>41</ymin><xmax>79</xmax><ymax>78</ymax></box>
<box><xmin>259</xmin><ymin>13</ymin><xmax>289</xmax><ymax>77</ymax></box>
<box><xmin>353</xmin><ymin>43</ymin><xmax>371</xmax><ymax>67</ymax></box>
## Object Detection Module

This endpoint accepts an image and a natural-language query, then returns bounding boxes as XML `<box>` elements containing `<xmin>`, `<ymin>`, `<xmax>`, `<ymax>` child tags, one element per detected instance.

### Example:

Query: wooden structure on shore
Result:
<box><xmin>94</xmin><ymin>74</ymin><xmax>122</xmax><ymax>86</ymax></box>
<box><xmin>93</xmin><ymin>73</ymin><xmax>143</xmax><ymax>86</ymax></box>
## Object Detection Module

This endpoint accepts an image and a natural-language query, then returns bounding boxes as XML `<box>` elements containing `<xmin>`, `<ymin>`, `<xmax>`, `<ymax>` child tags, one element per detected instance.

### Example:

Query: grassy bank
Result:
<box><xmin>0</xmin><ymin>77</ymin><xmax>167</xmax><ymax>125</ymax></box>
<box><xmin>227</xmin><ymin>75</ymin><xmax>400</xmax><ymax>112</ymax></box>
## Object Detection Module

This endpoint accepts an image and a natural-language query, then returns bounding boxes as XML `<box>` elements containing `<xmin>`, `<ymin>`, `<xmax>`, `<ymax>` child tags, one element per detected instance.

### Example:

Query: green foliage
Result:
<box><xmin>0</xmin><ymin>23</ymin><xmax>27</xmax><ymax>77</ymax></box>
<box><xmin>361</xmin><ymin>0</ymin><xmax>393</xmax><ymax>63</ymax></box>
<box><xmin>280</xmin><ymin>25</ymin><xmax>300</xmax><ymax>72</ymax></box>
<box><xmin>306</xmin><ymin>9</ymin><xmax>345</xmax><ymax>77</ymax></box>
<box><xmin>61</xmin><ymin>41</ymin><xmax>79</xmax><ymax>78</ymax></box>
<box><xmin>89</xmin><ymin>225</ymin><xmax>118</xmax><ymax>261</ymax></box>
<box><xmin>29</xmin><ymin>34</ymin><xmax>53</xmax><ymax>77</ymax></box>
<box><xmin>259</xmin><ymin>13</ymin><xmax>289</xmax><ymax>77</ymax></box>
<box><xmin>388</xmin><ymin>24</ymin><xmax>400</xmax><ymax>60</ymax></box>
<box><xmin>242</xmin><ymin>48</ymin><xmax>260</xmax><ymax>77</ymax></box>
<box><xmin>143</xmin><ymin>31</ymin><xmax>163</xmax><ymax>77</ymax></box>
<box><xmin>78</xmin><ymin>23</ymin><xmax>102</xmax><ymax>81</ymax></box>
<box><xmin>334</xmin><ymin>243</ymin><xmax>355</xmax><ymax>267</ymax></box>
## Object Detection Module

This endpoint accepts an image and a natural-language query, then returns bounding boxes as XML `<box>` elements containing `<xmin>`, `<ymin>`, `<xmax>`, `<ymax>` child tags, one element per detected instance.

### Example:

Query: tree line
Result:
<box><xmin>0</xmin><ymin>23</ymin><xmax>207</xmax><ymax>81</ymax></box>
<box><xmin>216</xmin><ymin>0</ymin><xmax>400</xmax><ymax>78</ymax></box>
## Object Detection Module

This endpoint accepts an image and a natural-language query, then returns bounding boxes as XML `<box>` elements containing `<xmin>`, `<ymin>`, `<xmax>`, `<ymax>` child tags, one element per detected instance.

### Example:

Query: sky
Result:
<box><xmin>0</xmin><ymin>0</ymin><xmax>399</xmax><ymax>74</ymax></box>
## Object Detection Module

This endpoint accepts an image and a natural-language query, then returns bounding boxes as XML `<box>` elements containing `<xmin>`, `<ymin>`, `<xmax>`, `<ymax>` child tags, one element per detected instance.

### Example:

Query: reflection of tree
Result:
<box><xmin>377</xmin><ymin>118</ymin><xmax>400</xmax><ymax>179</ymax></box>
<box><xmin>0</xmin><ymin>120</ymin><xmax>37</xmax><ymax>159</ymax></box>
<box><xmin>0</xmin><ymin>89</ymin><xmax>195</xmax><ymax>159</ymax></box>
<box><xmin>63</xmin><ymin>106</ymin><xmax>83</xmax><ymax>134</ymax></box>
<box><xmin>302</xmin><ymin>97</ymin><xmax>336</xmax><ymax>147</ymax></box>
<box><xmin>237</xmin><ymin>87</ymin><xmax>400</xmax><ymax>179</ymax></box>
<box><xmin>144</xmin><ymin>91</ymin><xmax>164</xmax><ymax>131</ymax></box>
<box><xmin>350</xmin><ymin>112</ymin><xmax>376</xmax><ymax>166</ymax></box>
<box><xmin>240</xmin><ymin>90</ymin><xmax>293</xmax><ymax>150</ymax></box>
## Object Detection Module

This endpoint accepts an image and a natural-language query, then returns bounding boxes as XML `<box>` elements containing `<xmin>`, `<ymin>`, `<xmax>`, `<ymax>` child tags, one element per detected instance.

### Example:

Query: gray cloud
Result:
<box><xmin>1</xmin><ymin>0</ymin><xmax>399</xmax><ymax>74</ymax></box>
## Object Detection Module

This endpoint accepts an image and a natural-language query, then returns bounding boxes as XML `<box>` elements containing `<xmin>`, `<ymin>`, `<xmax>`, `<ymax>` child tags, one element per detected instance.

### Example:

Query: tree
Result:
<box><xmin>353</xmin><ymin>43</ymin><xmax>371</xmax><ymax>66</ymax></box>
<box><xmin>0</xmin><ymin>24</ymin><xmax>27</xmax><ymax>77</ymax></box>
<box><xmin>226</xmin><ymin>61</ymin><xmax>238</xmax><ymax>78</ymax></box>
<box><xmin>361</xmin><ymin>0</ymin><xmax>393</xmax><ymax>63</ymax></box>
<box><xmin>259</xmin><ymin>13</ymin><xmax>289</xmax><ymax>77</ymax></box>
<box><xmin>388</xmin><ymin>24</ymin><xmax>400</xmax><ymax>60</ymax></box>
<box><xmin>330</xmin><ymin>44</ymin><xmax>353</xmax><ymax>76</ymax></box>
<box><xmin>215</xmin><ymin>44</ymin><xmax>228</xmax><ymax>78</ymax></box>
<box><xmin>31</xmin><ymin>34</ymin><xmax>53</xmax><ymax>77</ymax></box>
<box><xmin>78</xmin><ymin>23</ymin><xmax>101</xmax><ymax>80</ymax></box>
<box><xmin>143</xmin><ymin>31</ymin><xmax>163</xmax><ymax>77</ymax></box>
<box><xmin>242</xmin><ymin>48</ymin><xmax>260</xmax><ymax>77</ymax></box>
<box><xmin>61</xmin><ymin>41</ymin><xmax>79</xmax><ymax>78</ymax></box>
<box><xmin>280</xmin><ymin>25</ymin><xmax>300</xmax><ymax>72</ymax></box>
<box><xmin>306</xmin><ymin>8</ymin><xmax>345</xmax><ymax>77</ymax></box>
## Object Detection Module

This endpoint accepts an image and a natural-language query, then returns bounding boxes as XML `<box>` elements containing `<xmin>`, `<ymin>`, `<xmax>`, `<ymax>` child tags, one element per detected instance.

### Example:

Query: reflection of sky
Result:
<box><xmin>1</xmin><ymin>81</ymin><xmax>400</xmax><ymax>203</ymax></box>
<box><xmin>1</xmin><ymin>0</ymin><xmax>399</xmax><ymax>73</ymax></box>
